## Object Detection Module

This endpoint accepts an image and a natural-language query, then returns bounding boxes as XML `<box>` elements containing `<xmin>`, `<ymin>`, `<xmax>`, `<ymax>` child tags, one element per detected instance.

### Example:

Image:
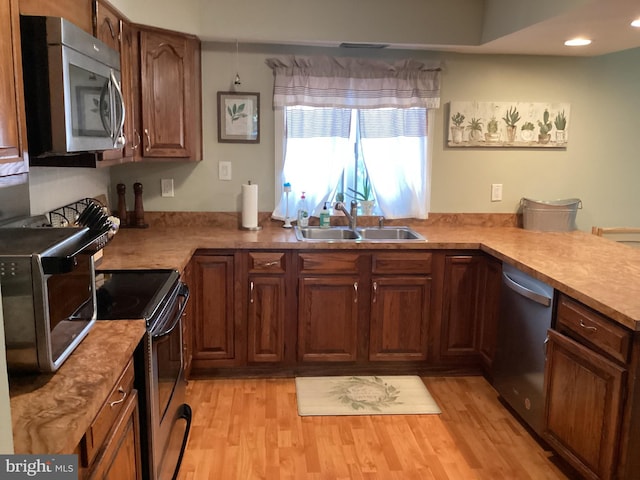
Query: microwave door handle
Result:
<box><xmin>110</xmin><ymin>70</ymin><xmax>126</xmax><ymax>148</ymax></box>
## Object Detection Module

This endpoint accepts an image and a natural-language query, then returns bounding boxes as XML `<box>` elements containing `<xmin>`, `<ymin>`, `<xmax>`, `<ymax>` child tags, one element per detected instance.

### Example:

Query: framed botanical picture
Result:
<box><xmin>217</xmin><ymin>91</ymin><xmax>260</xmax><ymax>143</ymax></box>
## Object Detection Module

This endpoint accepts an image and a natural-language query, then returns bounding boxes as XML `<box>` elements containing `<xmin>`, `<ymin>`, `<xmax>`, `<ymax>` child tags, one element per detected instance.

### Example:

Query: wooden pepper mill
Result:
<box><xmin>116</xmin><ymin>183</ymin><xmax>128</xmax><ymax>227</ymax></box>
<box><xmin>133</xmin><ymin>182</ymin><xmax>149</xmax><ymax>228</ymax></box>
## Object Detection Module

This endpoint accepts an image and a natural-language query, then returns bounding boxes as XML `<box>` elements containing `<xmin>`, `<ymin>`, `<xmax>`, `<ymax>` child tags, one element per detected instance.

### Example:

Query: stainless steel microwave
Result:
<box><xmin>20</xmin><ymin>16</ymin><xmax>125</xmax><ymax>159</ymax></box>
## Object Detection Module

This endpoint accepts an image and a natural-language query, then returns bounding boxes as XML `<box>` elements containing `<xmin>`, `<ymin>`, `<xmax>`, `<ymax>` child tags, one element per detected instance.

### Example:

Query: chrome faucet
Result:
<box><xmin>335</xmin><ymin>200</ymin><xmax>358</xmax><ymax>230</ymax></box>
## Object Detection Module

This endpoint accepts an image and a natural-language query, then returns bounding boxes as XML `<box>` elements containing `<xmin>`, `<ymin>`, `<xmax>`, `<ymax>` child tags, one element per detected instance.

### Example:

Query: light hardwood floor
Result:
<box><xmin>177</xmin><ymin>376</ymin><xmax>578</xmax><ymax>479</ymax></box>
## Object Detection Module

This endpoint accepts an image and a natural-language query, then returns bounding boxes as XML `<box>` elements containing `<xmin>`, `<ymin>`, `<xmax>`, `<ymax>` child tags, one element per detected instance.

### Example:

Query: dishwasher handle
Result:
<box><xmin>502</xmin><ymin>272</ymin><xmax>552</xmax><ymax>307</ymax></box>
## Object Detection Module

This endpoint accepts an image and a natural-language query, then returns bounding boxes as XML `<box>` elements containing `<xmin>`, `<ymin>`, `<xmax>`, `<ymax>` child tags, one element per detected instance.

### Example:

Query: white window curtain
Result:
<box><xmin>265</xmin><ymin>55</ymin><xmax>441</xmax><ymax>109</ymax></box>
<box><xmin>272</xmin><ymin>107</ymin><xmax>353</xmax><ymax>220</ymax></box>
<box><xmin>359</xmin><ymin>109</ymin><xmax>429</xmax><ymax>219</ymax></box>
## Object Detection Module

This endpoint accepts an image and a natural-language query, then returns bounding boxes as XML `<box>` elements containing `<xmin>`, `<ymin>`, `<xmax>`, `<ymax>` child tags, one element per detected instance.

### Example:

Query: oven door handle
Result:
<box><xmin>152</xmin><ymin>284</ymin><xmax>190</xmax><ymax>339</ymax></box>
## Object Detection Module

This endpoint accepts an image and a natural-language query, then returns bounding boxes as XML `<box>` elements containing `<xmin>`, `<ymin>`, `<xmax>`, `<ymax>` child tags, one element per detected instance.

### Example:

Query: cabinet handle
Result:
<box><xmin>353</xmin><ymin>281</ymin><xmax>358</xmax><ymax>303</ymax></box>
<box><xmin>579</xmin><ymin>319</ymin><xmax>598</xmax><ymax>332</ymax></box>
<box><xmin>109</xmin><ymin>387</ymin><xmax>127</xmax><ymax>407</ymax></box>
<box><xmin>132</xmin><ymin>129</ymin><xmax>141</xmax><ymax>150</ymax></box>
<box><xmin>249</xmin><ymin>281</ymin><xmax>254</xmax><ymax>303</ymax></box>
<box><xmin>372</xmin><ymin>281</ymin><xmax>378</xmax><ymax>303</ymax></box>
<box><xmin>259</xmin><ymin>261</ymin><xmax>279</xmax><ymax>268</ymax></box>
<box><xmin>144</xmin><ymin>129</ymin><xmax>151</xmax><ymax>152</ymax></box>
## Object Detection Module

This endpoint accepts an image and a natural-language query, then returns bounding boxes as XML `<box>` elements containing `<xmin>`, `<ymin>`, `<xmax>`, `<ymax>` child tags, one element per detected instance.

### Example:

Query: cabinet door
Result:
<box><xmin>369</xmin><ymin>276</ymin><xmax>431</xmax><ymax>361</ymax></box>
<box><xmin>439</xmin><ymin>255</ymin><xmax>483</xmax><ymax>362</ymax></box>
<box><xmin>478</xmin><ymin>257</ymin><xmax>502</xmax><ymax>369</ymax></box>
<box><xmin>0</xmin><ymin>0</ymin><xmax>28</xmax><ymax>176</ymax></box>
<box><xmin>544</xmin><ymin>329</ymin><xmax>626</xmax><ymax>480</ymax></box>
<box><xmin>87</xmin><ymin>390</ymin><xmax>142</xmax><ymax>480</ymax></box>
<box><xmin>139</xmin><ymin>27</ymin><xmax>201</xmax><ymax>159</ymax></box>
<box><xmin>120</xmin><ymin>20</ymin><xmax>140</xmax><ymax>160</ymax></box>
<box><xmin>191</xmin><ymin>255</ymin><xmax>237</xmax><ymax>367</ymax></box>
<box><xmin>298</xmin><ymin>276</ymin><xmax>359</xmax><ymax>362</ymax></box>
<box><xmin>93</xmin><ymin>0</ymin><xmax>120</xmax><ymax>51</ymax></box>
<box><xmin>248</xmin><ymin>275</ymin><xmax>285</xmax><ymax>363</ymax></box>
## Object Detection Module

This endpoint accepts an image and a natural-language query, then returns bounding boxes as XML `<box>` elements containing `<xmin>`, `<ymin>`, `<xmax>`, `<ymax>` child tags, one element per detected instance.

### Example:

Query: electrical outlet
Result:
<box><xmin>219</xmin><ymin>161</ymin><xmax>232</xmax><ymax>181</ymax></box>
<box><xmin>161</xmin><ymin>178</ymin><xmax>174</xmax><ymax>197</ymax></box>
<box><xmin>491</xmin><ymin>183</ymin><xmax>503</xmax><ymax>202</ymax></box>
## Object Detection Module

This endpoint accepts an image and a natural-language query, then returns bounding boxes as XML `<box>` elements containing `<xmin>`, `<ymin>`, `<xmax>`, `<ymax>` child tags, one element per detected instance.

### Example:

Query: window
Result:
<box><xmin>266</xmin><ymin>55</ymin><xmax>441</xmax><ymax>220</ymax></box>
<box><xmin>272</xmin><ymin>106</ymin><xmax>432</xmax><ymax>220</ymax></box>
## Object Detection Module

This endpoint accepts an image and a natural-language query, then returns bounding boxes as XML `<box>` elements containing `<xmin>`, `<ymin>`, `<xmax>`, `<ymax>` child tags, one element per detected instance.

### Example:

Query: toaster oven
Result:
<box><xmin>0</xmin><ymin>227</ymin><xmax>108</xmax><ymax>372</ymax></box>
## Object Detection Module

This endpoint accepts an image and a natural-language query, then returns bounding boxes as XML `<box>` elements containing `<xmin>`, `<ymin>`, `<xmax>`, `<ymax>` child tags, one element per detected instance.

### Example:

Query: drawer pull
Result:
<box><xmin>372</xmin><ymin>281</ymin><xmax>378</xmax><ymax>303</ymax></box>
<box><xmin>354</xmin><ymin>282</ymin><xmax>358</xmax><ymax>303</ymax></box>
<box><xmin>109</xmin><ymin>387</ymin><xmax>127</xmax><ymax>407</ymax></box>
<box><xmin>259</xmin><ymin>261</ymin><xmax>279</xmax><ymax>267</ymax></box>
<box><xmin>579</xmin><ymin>319</ymin><xmax>598</xmax><ymax>333</ymax></box>
<box><xmin>250</xmin><ymin>281</ymin><xmax>254</xmax><ymax>303</ymax></box>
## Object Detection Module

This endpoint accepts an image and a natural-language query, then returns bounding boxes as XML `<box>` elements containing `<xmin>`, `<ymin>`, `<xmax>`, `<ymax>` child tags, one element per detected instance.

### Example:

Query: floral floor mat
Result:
<box><xmin>294</xmin><ymin>375</ymin><xmax>441</xmax><ymax>416</ymax></box>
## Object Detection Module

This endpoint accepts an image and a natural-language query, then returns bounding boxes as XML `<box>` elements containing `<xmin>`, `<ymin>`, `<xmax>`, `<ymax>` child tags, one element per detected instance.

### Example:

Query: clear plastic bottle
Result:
<box><xmin>297</xmin><ymin>192</ymin><xmax>309</xmax><ymax>227</ymax></box>
<box><xmin>319</xmin><ymin>202</ymin><xmax>331</xmax><ymax>228</ymax></box>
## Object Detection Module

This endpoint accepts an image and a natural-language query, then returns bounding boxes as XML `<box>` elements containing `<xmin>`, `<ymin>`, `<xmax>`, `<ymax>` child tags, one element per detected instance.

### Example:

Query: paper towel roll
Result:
<box><xmin>242</xmin><ymin>183</ymin><xmax>259</xmax><ymax>229</ymax></box>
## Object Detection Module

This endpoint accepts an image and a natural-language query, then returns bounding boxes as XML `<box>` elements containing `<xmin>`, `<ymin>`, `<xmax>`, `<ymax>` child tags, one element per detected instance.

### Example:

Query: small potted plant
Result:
<box><xmin>466</xmin><ymin>117</ymin><xmax>483</xmax><ymax>142</ymax></box>
<box><xmin>485</xmin><ymin>116</ymin><xmax>500</xmax><ymax>142</ymax></box>
<box><xmin>520</xmin><ymin>121</ymin><xmax>535</xmax><ymax>142</ymax></box>
<box><xmin>347</xmin><ymin>177</ymin><xmax>375</xmax><ymax>215</ymax></box>
<box><xmin>502</xmin><ymin>106</ymin><xmax>521</xmax><ymax>143</ymax></box>
<box><xmin>537</xmin><ymin>109</ymin><xmax>552</xmax><ymax>144</ymax></box>
<box><xmin>450</xmin><ymin>112</ymin><xmax>465</xmax><ymax>144</ymax></box>
<box><xmin>554</xmin><ymin>110</ymin><xmax>567</xmax><ymax>144</ymax></box>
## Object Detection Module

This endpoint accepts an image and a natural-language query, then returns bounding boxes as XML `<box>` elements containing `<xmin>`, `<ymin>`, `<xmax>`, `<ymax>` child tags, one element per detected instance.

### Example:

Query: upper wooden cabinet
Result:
<box><xmin>0</xmin><ymin>0</ymin><xmax>28</xmax><ymax>177</ymax></box>
<box><xmin>20</xmin><ymin>0</ymin><xmax>93</xmax><ymax>33</ymax></box>
<box><xmin>138</xmin><ymin>25</ymin><xmax>202</xmax><ymax>161</ymax></box>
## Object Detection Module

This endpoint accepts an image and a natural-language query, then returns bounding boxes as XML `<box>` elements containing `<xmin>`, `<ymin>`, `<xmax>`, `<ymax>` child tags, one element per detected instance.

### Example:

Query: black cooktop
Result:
<box><xmin>96</xmin><ymin>269</ymin><xmax>180</xmax><ymax>322</ymax></box>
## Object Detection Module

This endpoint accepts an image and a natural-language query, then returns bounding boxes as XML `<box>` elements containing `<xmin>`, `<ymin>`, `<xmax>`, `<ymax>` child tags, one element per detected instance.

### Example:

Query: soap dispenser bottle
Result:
<box><xmin>319</xmin><ymin>202</ymin><xmax>331</xmax><ymax>228</ymax></box>
<box><xmin>297</xmin><ymin>192</ymin><xmax>309</xmax><ymax>227</ymax></box>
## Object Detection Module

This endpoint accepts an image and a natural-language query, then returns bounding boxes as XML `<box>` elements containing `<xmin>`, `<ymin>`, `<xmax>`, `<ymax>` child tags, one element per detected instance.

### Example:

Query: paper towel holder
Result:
<box><xmin>241</xmin><ymin>181</ymin><xmax>263</xmax><ymax>231</ymax></box>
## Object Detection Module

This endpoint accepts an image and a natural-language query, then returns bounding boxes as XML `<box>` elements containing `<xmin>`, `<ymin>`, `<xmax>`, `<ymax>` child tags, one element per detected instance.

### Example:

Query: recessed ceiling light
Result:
<box><xmin>564</xmin><ymin>38</ymin><xmax>592</xmax><ymax>47</ymax></box>
<box><xmin>631</xmin><ymin>19</ymin><xmax>640</xmax><ymax>28</ymax></box>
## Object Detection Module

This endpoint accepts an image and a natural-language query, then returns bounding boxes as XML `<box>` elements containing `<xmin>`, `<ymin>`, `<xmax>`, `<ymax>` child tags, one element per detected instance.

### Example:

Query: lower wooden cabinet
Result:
<box><xmin>298</xmin><ymin>275</ymin><xmax>360</xmax><ymax>362</ymax></box>
<box><xmin>369</xmin><ymin>252</ymin><xmax>432</xmax><ymax>362</ymax></box>
<box><xmin>544</xmin><ymin>329</ymin><xmax>626</xmax><ymax>480</ymax></box>
<box><xmin>190</xmin><ymin>254</ymin><xmax>238</xmax><ymax>369</ymax></box>
<box><xmin>436</xmin><ymin>254</ymin><xmax>485</xmax><ymax>364</ymax></box>
<box><xmin>478</xmin><ymin>256</ymin><xmax>502</xmax><ymax>371</ymax></box>
<box><xmin>248</xmin><ymin>275</ymin><xmax>286</xmax><ymax>362</ymax></box>
<box><xmin>77</xmin><ymin>359</ymin><xmax>142</xmax><ymax>480</ymax></box>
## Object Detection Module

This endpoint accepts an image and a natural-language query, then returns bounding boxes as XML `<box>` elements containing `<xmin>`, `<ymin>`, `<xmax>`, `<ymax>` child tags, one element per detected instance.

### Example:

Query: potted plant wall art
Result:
<box><xmin>450</xmin><ymin>112</ymin><xmax>465</xmax><ymax>144</ymax></box>
<box><xmin>502</xmin><ymin>106</ymin><xmax>521</xmax><ymax>143</ymax></box>
<box><xmin>466</xmin><ymin>117</ymin><xmax>483</xmax><ymax>143</ymax></box>
<box><xmin>537</xmin><ymin>109</ymin><xmax>552</xmax><ymax>144</ymax></box>
<box><xmin>447</xmin><ymin>101</ymin><xmax>570</xmax><ymax>148</ymax></box>
<box><xmin>554</xmin><ymin>110</ymin><xmax>567</xmax><ymax>144</ymax></box>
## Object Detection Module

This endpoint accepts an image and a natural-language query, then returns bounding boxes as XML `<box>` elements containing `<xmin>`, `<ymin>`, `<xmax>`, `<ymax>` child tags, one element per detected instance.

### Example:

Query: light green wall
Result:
<box><xmin>110</xmin><ymin>44</ymin><xmax>640</xmax><ymax>231</ymax></box>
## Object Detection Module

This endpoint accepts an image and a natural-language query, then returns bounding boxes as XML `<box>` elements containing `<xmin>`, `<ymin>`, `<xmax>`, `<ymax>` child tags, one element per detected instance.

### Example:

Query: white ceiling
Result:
<box><xmin>433</xmin><ymin>0</ymin><xmax>640</xmax><ymax>56</ymax></box>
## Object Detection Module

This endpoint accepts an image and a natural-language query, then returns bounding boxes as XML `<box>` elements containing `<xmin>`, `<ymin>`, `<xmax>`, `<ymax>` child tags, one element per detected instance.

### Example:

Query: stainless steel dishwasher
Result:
<box><xmin>492</xmin><ymin>263</ymin><xmax>554</xmax><ymax>436</ymax></box>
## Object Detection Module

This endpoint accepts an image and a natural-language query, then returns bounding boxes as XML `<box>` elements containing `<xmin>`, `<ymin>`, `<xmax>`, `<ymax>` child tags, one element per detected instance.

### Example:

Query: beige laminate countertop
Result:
<box><xmin>9</xmin><ymin>320</ymin><xmax>146</xmax><ymax>454</ymax></box>
<box><xmin>100</xmin><ymin>222</ymin><xmax>640</xmax><ymax>331</ymax></box>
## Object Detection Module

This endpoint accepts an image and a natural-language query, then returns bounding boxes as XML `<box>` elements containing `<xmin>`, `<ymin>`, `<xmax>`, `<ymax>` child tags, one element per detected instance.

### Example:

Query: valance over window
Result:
<box><xmin>265</xmin><ymin>55</ymin><xmax>441</xmax><ymax>109</ymax></box>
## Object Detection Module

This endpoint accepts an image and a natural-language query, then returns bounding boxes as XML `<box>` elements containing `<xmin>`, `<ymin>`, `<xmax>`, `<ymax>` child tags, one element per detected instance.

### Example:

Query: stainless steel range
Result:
<box><xmin>96</xmin><ymin>269</ymin><xmax>192</xmax><ymax>480</ymax></box>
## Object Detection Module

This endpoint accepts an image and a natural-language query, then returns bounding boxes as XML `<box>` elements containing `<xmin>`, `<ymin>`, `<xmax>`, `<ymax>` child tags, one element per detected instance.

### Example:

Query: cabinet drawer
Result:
<box><xmin>248</xmin><ymin>252</ymin><xmax>286</xmax><ymax>273</ymax></box>
<box><xmin>81</xmin><ymin>358</ymin><xmax>135</xmax><ymax>466</ymax></box>
<box><xmin>556</xmin><ymin>295</ymin><xmax>631</xmax><ymax>364</ymax></box>
<box><xmin>298</xmin><ymin>252</ymin><xmax>360</xmax><ymax>273</ymax></box>
<box><xmin>372</xmin><ymin>252</ymin><xmax>432</xmax><ymax>274</ymax></box>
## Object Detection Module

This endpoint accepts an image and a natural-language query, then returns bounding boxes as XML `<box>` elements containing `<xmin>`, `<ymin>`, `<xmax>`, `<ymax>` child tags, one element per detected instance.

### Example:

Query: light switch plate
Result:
<box><xmin>161</xmin><ymin>178</ymin><xmax>174</xmax><ymax>197</ymax></box>
<box><xmin>219</xmin><ymin>161</ymin><xmax>232</xmax><ymax>181</ymax></box>
<box><xmin>491</xmin><ymin>183</ymin><xmax>503</xmax><ymax>202</ymax></box>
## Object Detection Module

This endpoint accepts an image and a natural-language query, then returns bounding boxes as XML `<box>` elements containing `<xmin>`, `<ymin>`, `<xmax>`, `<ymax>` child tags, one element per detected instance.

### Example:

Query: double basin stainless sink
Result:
<box><xmin>294</xmin><ymin>226</ymin><xmax>425</xmax><ymax>242</ymax></box>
